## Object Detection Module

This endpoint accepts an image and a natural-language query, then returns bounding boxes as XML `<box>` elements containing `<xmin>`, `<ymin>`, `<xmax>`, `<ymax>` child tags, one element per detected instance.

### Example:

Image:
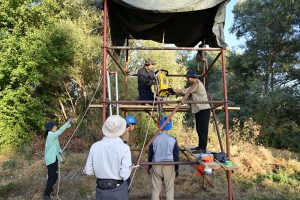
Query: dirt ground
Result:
<box><xmin>1</xmin><ymin>144</ymin><xmax>300</xmax><ymax>200</ymax></box>
<box><xmin>0</xmin><ymin>152</ymin><xmax>235</xmax><ymax>200</ymax></box>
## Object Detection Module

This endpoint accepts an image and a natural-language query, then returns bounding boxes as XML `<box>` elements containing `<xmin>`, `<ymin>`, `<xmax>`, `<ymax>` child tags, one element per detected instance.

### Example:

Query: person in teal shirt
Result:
<box><xmin>43</xmin><ymin>118</ymin><xmax>72</xmax><ymax>200</ymax></box>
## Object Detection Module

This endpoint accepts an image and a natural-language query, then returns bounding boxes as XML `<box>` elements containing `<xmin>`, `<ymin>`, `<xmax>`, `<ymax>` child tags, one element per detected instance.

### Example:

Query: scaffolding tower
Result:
<box><xmin>97</xmin><ymin>0</ymin><xmax>238</xmax><ymax>199</ymax></box>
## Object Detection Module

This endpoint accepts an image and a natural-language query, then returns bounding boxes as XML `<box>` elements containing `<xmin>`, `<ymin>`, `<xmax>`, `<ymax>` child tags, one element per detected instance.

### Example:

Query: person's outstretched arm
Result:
<box><xmin>47</xmin><ymin>119</ymin><xmax>72</xmax><ymax>140</ymax></box>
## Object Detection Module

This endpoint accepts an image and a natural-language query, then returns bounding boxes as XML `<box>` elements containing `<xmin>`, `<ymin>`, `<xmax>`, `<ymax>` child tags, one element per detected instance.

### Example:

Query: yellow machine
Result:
<box><xmin>157</xmin><ymin>70</ymin><xmax>171</xmax><ymax>97</ymax></box>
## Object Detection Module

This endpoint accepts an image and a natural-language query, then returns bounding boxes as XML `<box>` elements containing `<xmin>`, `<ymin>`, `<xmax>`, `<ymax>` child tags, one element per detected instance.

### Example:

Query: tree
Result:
<box><xmin>228</xmin><ymin>0</ymin><xmax>300</xmax><ymax>151</ymax></box>
<box><xmin>0</xmin><ymin>0</ymin><xmax>102</xmax><ymax>151</ymax></box>
<box><xmin>230</xmin><ymin>0</ymin><xmax>300</xmax><ymax>94</ymax></box>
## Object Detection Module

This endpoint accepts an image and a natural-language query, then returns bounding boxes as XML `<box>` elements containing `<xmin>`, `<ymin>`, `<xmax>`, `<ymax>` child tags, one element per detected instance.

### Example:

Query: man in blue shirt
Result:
<box><xmin>148</xmin><ymin>116</ymin><xmax>179</xmax><ymax>200</ymax></box>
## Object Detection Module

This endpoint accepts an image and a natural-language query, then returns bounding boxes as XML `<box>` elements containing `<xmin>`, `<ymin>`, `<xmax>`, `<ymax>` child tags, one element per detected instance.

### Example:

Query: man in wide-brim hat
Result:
<box><xmin>84</xmin><ymin>115</ymin><xmax>132</xmax><ymax>200</ymax></box>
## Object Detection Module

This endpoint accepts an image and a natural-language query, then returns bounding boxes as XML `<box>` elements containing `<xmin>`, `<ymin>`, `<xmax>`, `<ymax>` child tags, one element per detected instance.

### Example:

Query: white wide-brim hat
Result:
<box><xmin>102</xmin><ymin>115</ymin><xmax>126</xmax><ymax>138</ymax></box>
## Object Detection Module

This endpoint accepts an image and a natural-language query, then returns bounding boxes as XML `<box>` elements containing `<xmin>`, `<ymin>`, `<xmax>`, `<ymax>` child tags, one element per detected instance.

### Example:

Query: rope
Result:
<box><xmin>128</xmin><ymin>82</ymin><xmax>158</xmax><ymax>189</ymax></box>
<box><xmin>56</xmin><ymin>76</ymin><xmax>102</xmax><ymax>200</ymax></box>
<box><xmin>62</xmin><ymin>79</ymin><xmax>101</xmax><ymax>152</ymax></box>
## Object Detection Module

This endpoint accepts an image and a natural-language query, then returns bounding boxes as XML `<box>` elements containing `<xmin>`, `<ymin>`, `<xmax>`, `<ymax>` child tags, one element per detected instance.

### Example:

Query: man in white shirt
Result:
<box><xmin>84</xmin><ymin>115</ymin><xmax>132</xmax><ymax>200</ymax></box>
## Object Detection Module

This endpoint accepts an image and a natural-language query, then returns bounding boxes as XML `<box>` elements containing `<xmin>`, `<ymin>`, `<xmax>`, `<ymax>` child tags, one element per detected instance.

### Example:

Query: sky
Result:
<box><xmin>224</xmin><ymin>0</ymin><xmax>245</xmax><ymax>51</ymax></box>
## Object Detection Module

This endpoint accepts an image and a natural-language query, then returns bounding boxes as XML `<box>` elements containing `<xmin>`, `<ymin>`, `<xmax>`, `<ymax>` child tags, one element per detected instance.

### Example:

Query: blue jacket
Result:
<box><xmin>44</xmin><ymin>122</ymin><xmax>71</xmax><ymax>165</ymax></box>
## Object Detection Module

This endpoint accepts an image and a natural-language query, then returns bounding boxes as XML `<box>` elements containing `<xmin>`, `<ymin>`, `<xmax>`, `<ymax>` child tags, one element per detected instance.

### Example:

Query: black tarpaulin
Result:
<box><xmin>107</xmin><ymin>0</ymin><xmax>228</xmax><ymax>48</ymax></box>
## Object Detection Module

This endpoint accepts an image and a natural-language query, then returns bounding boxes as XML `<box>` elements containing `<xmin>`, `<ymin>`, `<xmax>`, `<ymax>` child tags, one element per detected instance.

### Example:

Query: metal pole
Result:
<box><xmin>107</xmin><ymin>72</ymin><xmax>112</xmax><ymax>116</ymax></box>
<box><xmin>115</xmin><ymin>72</ymin><xmax>119</xmax><ymax>115</ymax></box>
<box><xmin>102</xmin><ymin>0</ymin><xmax>108</xmax><ymax>123</ymax></box>
<box><xmin>107</xmin><ymin>46</ymin><xmax>222</xmax><ymax>51</ymax></box>
<box><xmin>103</xmin><ymin>100</ymin><xmax>224</xmax><ymax>104</ymax></box>
<box><xmin>107</xmin><ymin>49</ymin><xmax>127</xmax><ymax>75</ymax></box>
<box><xmin>221</xmin><ymin>48</ymin><xmax>233</xmax><ymax>200</ymax></box>
<box><xmin>138</xmin><ymin>161</ymin><xmax>198</xmax><ymax>165</ymax></box>
<box><xmin>125</xmin><ymin>39</ymin><xmax>129</xmax><ymax>100</ymax></box>
<box><xmin>202</xmin><ymin>53</ymin><xmax>221</xmax><ymax>78</ymax></box>
<box><xmin>209</xmin><ymin>96</ymin><xmax>224</xmax><ymax>152</ymax></box>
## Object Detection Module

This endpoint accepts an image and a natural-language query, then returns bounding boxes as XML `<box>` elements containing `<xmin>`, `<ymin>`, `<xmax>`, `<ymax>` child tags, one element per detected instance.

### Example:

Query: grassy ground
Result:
<box><xmin>0</xmin><ymin>141</ymin><xmax>299</xmax><ymax>200</ymax></box>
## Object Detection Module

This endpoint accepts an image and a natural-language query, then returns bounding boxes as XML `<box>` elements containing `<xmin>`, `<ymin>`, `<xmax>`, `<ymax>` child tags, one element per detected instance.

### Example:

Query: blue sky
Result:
<box><xmin>224</xmin><ymin>0</ymin><xmax>245</xmax><ymax>51</ymax></box>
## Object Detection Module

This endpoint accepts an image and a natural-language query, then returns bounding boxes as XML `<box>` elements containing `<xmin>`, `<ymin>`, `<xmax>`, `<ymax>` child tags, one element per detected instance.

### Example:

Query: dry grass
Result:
<box><xmin>0</xmin><ymin>125</ymin><xmax>300</xmax><ymax>200</ymax></box>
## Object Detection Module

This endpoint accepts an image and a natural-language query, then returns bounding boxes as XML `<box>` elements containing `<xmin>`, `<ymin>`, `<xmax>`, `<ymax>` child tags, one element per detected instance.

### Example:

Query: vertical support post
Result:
<box><xmin>125</xmin><ymin>39</ymin><xmax>129</xmax><ymax>101</ymax></box>
<box><xmin>115</xmin><ymin>72</ymin><xmax>119</xmax><ymax>115</ymax></box>
<box><xmin>221</xmin><ymin>48</ymin><xmax>233</xmax><ymax>200</ymax></box>
<box><xmin>202</xmin><ymin>56</ymin><xmax>206</xmax><ymax>86</ymax></box>
<box><xmin>102</xmin><ymin>0</ymin><xmax>108</xmax><ymax>123</ymax></box>
<box><xmin>107</xmin><ymin>72</ymin><xmax>112</xmax><ymax>116</ymax></box>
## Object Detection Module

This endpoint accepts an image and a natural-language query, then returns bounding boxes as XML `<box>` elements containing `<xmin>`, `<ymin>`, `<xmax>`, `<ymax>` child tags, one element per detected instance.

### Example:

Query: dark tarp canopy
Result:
<box><xmin>107</xmin><ymin>0</ymin><xmax>228</xmax><ymax>48</ymax></box>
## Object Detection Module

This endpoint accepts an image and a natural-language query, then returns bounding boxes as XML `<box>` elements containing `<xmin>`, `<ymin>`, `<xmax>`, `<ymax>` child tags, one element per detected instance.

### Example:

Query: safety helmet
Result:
<box><xmin>125</xmin><ymin>115</ymin><xmax>137</xmax><ymax>125</ymax></box>
<box><xmin>186</xmin><ymin>70</ymin><xmax>198</xmax><ymax>78</ymax></box>
<box><xmin>159</xmin><ymin>116</ymin><xmax>172</xmax><ymax>131</ymax></box>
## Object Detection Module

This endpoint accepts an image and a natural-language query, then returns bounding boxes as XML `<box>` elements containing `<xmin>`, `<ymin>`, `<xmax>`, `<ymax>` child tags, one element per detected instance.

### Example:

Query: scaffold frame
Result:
<box><xmin>100</xmin><ymin>0</ymin><xmax>235</xmax><ymax>199</ymax></box>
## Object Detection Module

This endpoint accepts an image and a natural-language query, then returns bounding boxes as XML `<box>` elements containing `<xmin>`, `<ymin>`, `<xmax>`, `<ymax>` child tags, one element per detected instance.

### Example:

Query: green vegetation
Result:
<box><xmin>228</xmin><ymin>0</ymin><xmax>300</xmax><ymax>152</ymax></box>
<box><xmin>2</xmin><ymin>159</ymin><xmax>17</xmax><ymax>170</ymax></box>
<box><xmin>0</xmin><ymin>0</ymin><xmax>101</xmax><ymax>151</ymax></box>
<box><xmin>0</xmin><ymin>0</ymin><xmax>299</xmax><ymax>199</ymax></box>
<box><xmin>0</xmin><ymin>183</ymin><xmax>18</xmax><ymax>197</ymax></box>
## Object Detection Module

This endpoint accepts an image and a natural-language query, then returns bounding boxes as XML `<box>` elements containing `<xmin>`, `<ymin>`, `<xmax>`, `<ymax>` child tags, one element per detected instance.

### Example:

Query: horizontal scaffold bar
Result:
<box><xmin>106</xmin><ymin>46</ymin><xmax>222</xmax><ymax>51</ymax></box>
<box><xmin>129</xmin><ymin>74</ymin><xmax>186</xmax><ymax>77</ymax></box>
<box><xmin>138</xmin><ymin>161</ymin><xmax>199</xmax><ymax>165</ymax></box>
<box><xmin>102</xmin><ymin>100</ymin><xmax>225</xmax><ymax>104</ymax></box>
<box><xmin>89</xmin><ymin>104</ymin><xmax>240</xmax><ymax>112</ymax></box>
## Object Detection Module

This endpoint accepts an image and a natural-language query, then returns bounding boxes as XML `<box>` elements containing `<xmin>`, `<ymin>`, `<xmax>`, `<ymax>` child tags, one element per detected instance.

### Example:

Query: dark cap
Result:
<box><xmin>45</xmin><ymin>121</ymin><xmax>56</xmax><ymax>131</ymax></box>
<box><xmin>186</xmin><ymin>70</ymin><xmax>198</xmax><ymax>78</ymax></box>
<box><xmin>144</xmin><ymin>58</ymin><xmax>155</xmax><ymax>66</ymax></box>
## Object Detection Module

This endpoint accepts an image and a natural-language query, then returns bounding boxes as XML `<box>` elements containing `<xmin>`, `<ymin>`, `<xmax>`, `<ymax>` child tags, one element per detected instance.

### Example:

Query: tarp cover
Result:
<box><xmin>108</xmin><ymin>0</ymin><xmax>228</xmax><ymax>48</ymax></box>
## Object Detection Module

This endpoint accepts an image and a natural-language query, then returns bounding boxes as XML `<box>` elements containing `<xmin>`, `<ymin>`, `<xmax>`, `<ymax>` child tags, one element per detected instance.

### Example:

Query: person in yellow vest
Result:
<box><xmin>43</xmin><ymin>118</ymin><xmax>72</xmax><ymax>200</ymax></box>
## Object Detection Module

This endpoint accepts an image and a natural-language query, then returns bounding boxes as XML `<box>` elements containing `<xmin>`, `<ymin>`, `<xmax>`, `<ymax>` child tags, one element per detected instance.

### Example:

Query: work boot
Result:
<box><xmin>190</xmin><ymin>146</ymin><xmax>200</xmax><ymax>151</ymax></box>
<box><xmin>193</xmin><ymin>149</ymin><xmax>206</xmax><ymax>154</ymax></box>
<box><xmin>43</xmin><ymin>194</ymin><xmax>51</xmax><ymax>200</ymax></box>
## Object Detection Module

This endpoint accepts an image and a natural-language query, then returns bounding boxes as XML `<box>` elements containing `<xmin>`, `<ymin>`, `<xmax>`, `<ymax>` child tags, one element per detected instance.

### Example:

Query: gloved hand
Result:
<box><xmin>167</xmin><ymin>88</ymin><xmax>175</xmax><ymax>95</ymax></box>
<box><xmin>148</xmin><ymin>166</ymin><xmax>152</xmax><ymax>174</ymax></box>
<box><xmin>67</xmin><ymin>118</ymin><xmax>73</xmax><ymax>124</ymax></box>
<box><xmin>175</xmin><ymin>170</ymin><xmax>179</xmax><ymax>177</ymax></box>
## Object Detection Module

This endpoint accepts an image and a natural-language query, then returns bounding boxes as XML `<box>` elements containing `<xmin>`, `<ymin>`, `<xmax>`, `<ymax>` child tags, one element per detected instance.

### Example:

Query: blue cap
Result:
<box><xmin>159</xmin><ymin>116</ymin><xmax>172</xmax><ymax>131</ymax></box>
<box><xmin>45</xmin><ymin>121</ymin><xmax>56</xmax><ymax>131</ymax></box>
<box><xmin>186</xmin><ymin>70</ymin><xmax>198</xmax><ymax>78</ymax></box>
<box><xmin>125</xmin><ymin>116</ymin><xmax>136</xmax><ymax>125</ymax></box>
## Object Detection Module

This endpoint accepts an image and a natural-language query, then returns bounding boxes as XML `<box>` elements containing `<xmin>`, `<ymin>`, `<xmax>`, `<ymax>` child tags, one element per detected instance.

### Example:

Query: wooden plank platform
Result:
<box><xmin>89</xmin><ymin>104</ymin><xmax>240</xmax><ymax>112</ymax></box>
<box><xmin>183</xmin><ymin>145</ymin><xmax>221</xmax><ymax>169</ymax></box>
<box><xmin>214</xmin><ymin>158</ymin><xmax>239</xmax><ymax>171</ymax></box>
<box><xmin>183</xmin><ymin>145</ymin><xmax>239</xmax><ymax>171</ymax></box>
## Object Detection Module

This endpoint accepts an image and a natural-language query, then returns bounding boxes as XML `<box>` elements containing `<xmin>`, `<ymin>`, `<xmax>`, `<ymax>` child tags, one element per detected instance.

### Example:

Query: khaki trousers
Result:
<box><xmin>151</xmin><ymin>165</ymin><xmax>175</xmax><ymax>200</ymax></box>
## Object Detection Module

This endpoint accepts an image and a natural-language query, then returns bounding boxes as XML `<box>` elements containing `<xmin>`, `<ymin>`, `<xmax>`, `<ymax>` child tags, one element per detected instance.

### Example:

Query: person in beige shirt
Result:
<box><xmin>174</xmin><ymin>70</ymin><xmax>210</xmax><ymax>153</ymax></box>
